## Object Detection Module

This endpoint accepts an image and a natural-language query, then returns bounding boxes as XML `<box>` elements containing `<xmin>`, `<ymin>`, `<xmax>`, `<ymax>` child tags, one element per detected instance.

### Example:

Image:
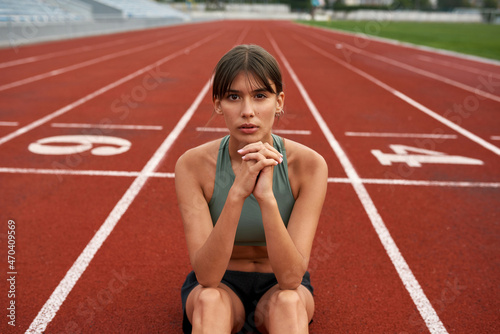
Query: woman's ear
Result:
<box><xmin>276</xmin><ymin>91</ymin><xmax>285</xmax><ymax>111</ymax></box>
<box><xmin>214</xmin><ymin>98</ymin><xmax>223</xmax><ymax>115</ymax></box>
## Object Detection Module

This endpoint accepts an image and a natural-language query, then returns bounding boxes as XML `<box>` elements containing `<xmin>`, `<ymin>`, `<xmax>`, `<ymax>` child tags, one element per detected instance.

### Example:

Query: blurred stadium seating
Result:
<box><xmin>0</xmin><ymin>0</ymin><xmax>189</xmax><ymax>48</ymax></box>
<box><xmin>95</xmin><ymin>0</ymin><xmax>187</xmax><ymax>18</ymax></box>
<box><xmin>0</xmin><ymin>0</ymin><xmax>91</xmax><ymax>23</ymax></box>
<box><xmin>0</xmin><ymin>0</ymin><xmax>188</xmax><ymax>23</ymax></box>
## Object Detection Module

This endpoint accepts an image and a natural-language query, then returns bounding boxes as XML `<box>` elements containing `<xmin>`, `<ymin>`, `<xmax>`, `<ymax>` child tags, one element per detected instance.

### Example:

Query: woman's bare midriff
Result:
<box><xmin>227</xmin><ymin>245</ymin><xmax>273</xmax><ymax>272</ymax></box>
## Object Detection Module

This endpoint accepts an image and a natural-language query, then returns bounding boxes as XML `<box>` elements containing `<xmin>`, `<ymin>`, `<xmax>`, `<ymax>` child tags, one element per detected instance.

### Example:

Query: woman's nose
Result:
<box><xmin>241</xmin><ymin>98</ymin><xmax>254</xmax><ymax>117</ymax></box>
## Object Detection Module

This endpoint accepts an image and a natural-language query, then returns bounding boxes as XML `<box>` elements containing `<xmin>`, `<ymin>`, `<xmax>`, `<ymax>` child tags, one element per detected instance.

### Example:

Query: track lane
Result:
<box><xmin>24</xmin><ymin>23</ymin><xmax>247</xmax><ymax>333</ymax></box>
<box><xmin>291</xmin><ymin>26</ymin><xmax>500</xmax><ymax>151</ymax></box>
<box><xmin>0</xmin><ymin>24</ymin><xmax>229</xmax><ymax>333</ymax></box>
<box><xmin>0</xmin><ymin>28</ymin><xmax>222</xmax><ymax>151</ymax></box>
<box><xmin>368</xmin><ymin>184</ymin><xmax>500</xmax><ymax>333</ymax></box>
<box><xmin>0</xmin><ymin>24</ymin><xmax>222</xmax><ymax>127</ymax></box>
<box><xmin>275</xmin><ymin>22</ymin><xmax>499</xmax><ymax>333</ymax></box>
<box><xmin>0</xmin><ymin>37</ymin><xmax>223</xmax><ymax>173</ymax></box>
<box><xmin>0</xmin><ymin>23</ymin><xmax>216</xmax><ymax>90</ymax></box>
<box><xmin>299</xmin><ymin>23</ymin><xmax>500</xmax><ymax>89</ymax></box>
<box><xmin>0</xmin><ymin>173</ymin><xmax>133</xmax><ymax>332</ymax></box>
<box><xmin>0</xmin><ymin>29</ymin><xmax>197</xmax><ymax>91</ymax></box>
<box><xmin>287</xmin><ymin>25</ymin><xmax>500</xmax><ymax>159</ymax></box>
<box><xmin>268</xmin><ymin>23</ymin><xmax>448</xmax><ymax>333</ymax></box>
<box><xmin>26</xmin><ymin>74</ymin><xmax>210</xmax><ymax>333</ymax></box>
<box><xmin>40</xmin><ymin>177</ymin><xmax>189</xmax><ymax>334</ymax></box>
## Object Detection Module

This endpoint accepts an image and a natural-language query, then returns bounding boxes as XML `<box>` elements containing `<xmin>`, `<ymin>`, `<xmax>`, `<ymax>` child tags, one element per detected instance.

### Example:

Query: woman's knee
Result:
<box><xmin>256</xmin><ymin>288</ymin><xmax>311</xmax><ymax>333</ymax></box>
<box><xmin>196</xmin><ymin>287</ymin><xmax>232</xmax><ymax>310</ymax></box>
<box><xmin>270</xmin><ymin>289</ymin><xmax>303</xmax><ymax>309</ymax></box>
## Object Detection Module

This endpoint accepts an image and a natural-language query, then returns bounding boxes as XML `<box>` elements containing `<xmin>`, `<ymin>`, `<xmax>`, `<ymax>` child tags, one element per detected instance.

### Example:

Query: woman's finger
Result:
<box><xmin>238</xmin><ymin>141</ymin><xmax>282</xmax><ymax>156</ymax></box>
<box><xmin>242</xmin><ymin>152</ymin><xmax>282</xmax><ymax>164</ymax></box>
<box><xmin>239</xmin><ymin>142</ymin><xmax>282</xmax><ymax>162</ymax></box>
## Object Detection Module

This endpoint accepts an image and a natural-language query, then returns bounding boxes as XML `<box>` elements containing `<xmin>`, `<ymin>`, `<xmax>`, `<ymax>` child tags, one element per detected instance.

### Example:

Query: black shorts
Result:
<box><xmin>181</xmin><ymin>270</ymin><xmax>313</xmax><ymax>334</ymax></box>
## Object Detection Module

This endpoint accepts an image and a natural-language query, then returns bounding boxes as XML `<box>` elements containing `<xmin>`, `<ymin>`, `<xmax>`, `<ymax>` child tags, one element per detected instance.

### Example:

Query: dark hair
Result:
<box><xmin>212</xmin><ymin>44</ymin><xmax>283</xmax><ymax>101</ymax></box>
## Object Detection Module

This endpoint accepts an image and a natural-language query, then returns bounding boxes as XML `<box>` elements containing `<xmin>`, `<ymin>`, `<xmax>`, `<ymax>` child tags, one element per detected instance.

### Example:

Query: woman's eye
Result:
<box><xmin>255</xmin><ymin>93</ymin><xmax>267</xmax><ymax>99</ymax></box>
<box><xmin>228</xmin><ymin>94</ymin><xmax>239</xmax><ymax>100</ymax></box>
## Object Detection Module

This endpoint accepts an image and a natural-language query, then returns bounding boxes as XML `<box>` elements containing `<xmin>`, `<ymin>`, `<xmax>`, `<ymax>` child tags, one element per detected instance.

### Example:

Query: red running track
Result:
<box><xmin>0</xmin><ymin>20</ymin><xmax>499</xmax><ymax>333</ymax></box>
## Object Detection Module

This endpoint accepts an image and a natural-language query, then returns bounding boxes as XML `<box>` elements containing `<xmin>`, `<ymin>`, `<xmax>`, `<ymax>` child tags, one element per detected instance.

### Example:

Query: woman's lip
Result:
<box><xmin>238</xmin><ymin>125</ymin><xmax>259</xmax><ymax>134</ymax></box>
<box><xmin>239</xmin><ymin>123</ymin><xmax>257</xmax><ymax>128</ymax></box>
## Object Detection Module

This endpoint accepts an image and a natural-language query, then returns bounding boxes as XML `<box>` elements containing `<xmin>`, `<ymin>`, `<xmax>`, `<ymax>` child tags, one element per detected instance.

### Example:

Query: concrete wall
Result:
<box><xmin>326</xmin><ymin>10</ymin><xmax>483</xmax><ymax>22</ymax></box>
<box><xmin>0</xmin><ymin>17</ymin><xmax>188</xmax><ymax>49</ymax></box>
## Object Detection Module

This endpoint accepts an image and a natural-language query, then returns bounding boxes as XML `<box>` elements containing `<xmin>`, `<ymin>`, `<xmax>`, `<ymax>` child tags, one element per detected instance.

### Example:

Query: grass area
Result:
<box><xmin>299</xmin><ymin>20</ymin><xmax>500</xmax><ymax>62</ymax></box>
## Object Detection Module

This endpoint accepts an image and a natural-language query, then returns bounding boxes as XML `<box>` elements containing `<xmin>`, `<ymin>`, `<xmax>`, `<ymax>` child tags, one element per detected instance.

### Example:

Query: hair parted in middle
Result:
<box><xmin>212</xmin><ymin>44</ymin><xmax>283</xmax><ymax>102</ymax></box>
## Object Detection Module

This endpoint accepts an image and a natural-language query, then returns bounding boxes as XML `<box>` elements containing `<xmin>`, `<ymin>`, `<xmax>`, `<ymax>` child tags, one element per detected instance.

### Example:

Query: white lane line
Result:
<box><xmin>0</xmin><ymin>167</ymin><xmax>143</xmax><ymax>177</ymax></box>
<box><xmin>1</xmin><ymin>167</ymin><xmax>498</xmax><ymax>188</ymax></box>
<box><xmin>196</xmin><ymin>127</ymin><xmax>311</xmax><ymax>135</ymax></box>
<box><xmin>0</xmin><ymin>31</ymin><xmax>193</xmax><ymax>92</ymax></box>
<box><xmin>0</xmin><ymin>122</ymin><xmax>19</xmax><ymax>126</ymax></box>
<box><xmin>26</xmin><ymin>77</ymin><xmax>211</xmax><ymax>334</ymax></box>
<box><xmin>295</xmin><ymin>35</ymin><xmax>500</xmax><ymax>157</ymax></box>
<box><xmin>273</xmin><ymin>129</ymin><xmax>311</xmax><ymax>135</ymax></box>
<box><xmin>329</xmin><ymin>177</ymin><xmax>500</xmax><ymax>188</ymax></box>
<box><xmin>416</xmin><ymin>55</ymin><xmax>500</xmax><ymax>78</ymax></box>
<box><xmin>0</xmin><ymin>33</ymin><xmax>219</xmax><ymax>148</ymax></box>
<box><xmin>51</xmin><ymin>123</ymin><xmax>163</xmax><ymax>131</ymax></box>
<box><xmin>196</xmin><ymin>127</ymin><xmax>230</xmax><ymax>133</ymax></box>
<box><xmin>345</xmin><ymin>132</ymin><xmax>457</xmax><ymax>139</ymax></box>
<box><xmin>491</xmin><ymin>136</ymin><xmax>500</xmax><ymax>141</ymax></box>
<box><xmin>340</xmin><ymin>178</ymin><xmax>500</xmax><ymax>188</ymax></box>
<box><xmin>0</xmin><ymin>38</ymin><xmax>132</xmax><ymax>69</ymax></box>
<box><xmin>268</xmin><ymin>32</ymin><xmax>449</xmax><ymax>334</ymax></box>
<box><xmin>309</xmin><ymin>32</ymin><xmax>500</xmax><ymax>103</ymax></box>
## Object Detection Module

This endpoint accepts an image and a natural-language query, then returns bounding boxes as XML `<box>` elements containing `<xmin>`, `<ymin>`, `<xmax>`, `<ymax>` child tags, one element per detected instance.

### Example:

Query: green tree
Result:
<box><xmin>483</xmin><ymin>0</ymin><xmax>498</xmax><ymax>8</ymax></box>
<box><xmin>395</xmin><ymin>0</ymin><xmax>433</xmax><ymax>10</ymax></box>
<box><xmin>437</xmin><ymin>0</ymin><xmax>470</xmax><ymax>11</ymax></box>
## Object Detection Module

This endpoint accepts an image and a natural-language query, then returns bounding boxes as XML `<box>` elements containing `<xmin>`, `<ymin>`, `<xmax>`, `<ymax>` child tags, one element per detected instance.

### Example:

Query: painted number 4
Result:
<box><xmin>371</xmin><ymin>145</ymin><xmax>483</xmax><ymax>167</ymax></box>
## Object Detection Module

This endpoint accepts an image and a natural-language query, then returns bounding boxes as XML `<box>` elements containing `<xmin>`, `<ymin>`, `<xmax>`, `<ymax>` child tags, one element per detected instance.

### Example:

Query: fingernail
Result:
<box><xmin>279</xmin><ymin>157</ymin><xmax>283</xmax><ymax>163</ymax></box>
<box><xmin>237</xmin><ymin>149</ymin><xmax>244</xmax><ymax>154</ymax></box>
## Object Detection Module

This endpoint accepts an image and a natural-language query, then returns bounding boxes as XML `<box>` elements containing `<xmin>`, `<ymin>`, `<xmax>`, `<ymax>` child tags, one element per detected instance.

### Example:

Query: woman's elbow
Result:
<box><xmin>277</xmin><ymin>271</ymin><xmax>306</xmax><ymax>290</ymax></box>
<box><xmin>278</xmin><ymin>281</ymin><xmax>302</xmax><ymax>291</ymax></box>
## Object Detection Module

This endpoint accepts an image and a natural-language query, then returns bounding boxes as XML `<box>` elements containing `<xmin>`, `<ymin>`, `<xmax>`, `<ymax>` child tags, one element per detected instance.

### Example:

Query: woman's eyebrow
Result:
<box><xmin>226</xmin><ymin>88</ymin><xmax>267</xmax><ymax>93</ymax></box>
<box><xmin>228</xmin><ymin>87</ymin><xmax>268</xmax><ymax>92</ymax></box>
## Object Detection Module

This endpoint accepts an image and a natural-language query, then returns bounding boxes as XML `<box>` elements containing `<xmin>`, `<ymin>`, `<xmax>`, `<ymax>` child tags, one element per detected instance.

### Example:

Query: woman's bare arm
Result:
<box><xmin>255</xmin><ymin>143</ymin><xmax>328</xmax><ymax>289</ymax></box>
<box><xmin>175</xmin><ymin>142</ymin><xmax>281</xmax><ymax>287</ymax></box>
<box><xmin>175</xmin><ymin>147</ymin><xmax>242</xmax><ymax>287</ymax></box>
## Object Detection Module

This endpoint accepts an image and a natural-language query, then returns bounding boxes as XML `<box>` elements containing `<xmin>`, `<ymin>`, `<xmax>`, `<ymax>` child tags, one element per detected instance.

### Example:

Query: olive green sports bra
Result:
<box><xmin>208</xmin><ymin>134</ymin><xmax>295</xmax><ymax>246</ymax></box>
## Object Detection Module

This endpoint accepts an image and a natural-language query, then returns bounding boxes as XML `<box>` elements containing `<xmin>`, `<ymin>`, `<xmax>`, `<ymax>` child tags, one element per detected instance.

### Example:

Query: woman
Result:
<box><xmin>175</xmin><ymin>44</ymin><xmax>327</xmax><ymax>334</ymax></box>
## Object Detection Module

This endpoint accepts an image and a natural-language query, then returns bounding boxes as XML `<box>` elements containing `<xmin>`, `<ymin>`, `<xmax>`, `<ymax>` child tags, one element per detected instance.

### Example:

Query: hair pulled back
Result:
<box><xmin>212</xmin><ymin>44</ymin><xmax>283</xmax><ymax>101</ymax></box>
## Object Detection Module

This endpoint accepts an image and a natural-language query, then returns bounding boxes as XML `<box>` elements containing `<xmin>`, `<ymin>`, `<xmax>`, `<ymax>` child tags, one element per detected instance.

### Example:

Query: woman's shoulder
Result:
<box><xmin>282</xmin><ymin>137</ymin><xmax>328</xmax><ymax>199</ymax></box>
<box><xmin>283</xmin><ymin>137</ymin><xmax>326</xmax><ymax>170</ymax></box>
<box><xmin>175</xmin><ymin>139</ymin><xmax>222</xmax><ymax>176</ymax></box>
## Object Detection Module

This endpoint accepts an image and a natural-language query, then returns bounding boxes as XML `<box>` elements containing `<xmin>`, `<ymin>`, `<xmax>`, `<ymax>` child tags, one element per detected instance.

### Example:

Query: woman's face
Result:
<box><xmin>214</xmin><ymin>71</ymin><xmax>284</xmax><ymax>144</ymax></box>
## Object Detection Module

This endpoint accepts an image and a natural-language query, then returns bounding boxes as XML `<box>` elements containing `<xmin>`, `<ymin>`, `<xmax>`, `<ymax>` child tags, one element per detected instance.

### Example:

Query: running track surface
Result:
<box><xmin>0</xmin><ymin>20</ymin><xmax>499</xmax><ymax>334</ymax></box>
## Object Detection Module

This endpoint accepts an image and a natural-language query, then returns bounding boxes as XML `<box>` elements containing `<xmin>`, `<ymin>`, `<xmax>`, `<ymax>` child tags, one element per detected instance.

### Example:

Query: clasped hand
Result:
<box><xmin>234</xmin><ymin>141</ymin><xmax>283</xmax><ymax>201</ymax></box>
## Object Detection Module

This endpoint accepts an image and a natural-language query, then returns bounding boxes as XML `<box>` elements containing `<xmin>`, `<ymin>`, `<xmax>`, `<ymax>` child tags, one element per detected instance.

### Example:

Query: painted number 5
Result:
<box><xmin>28</xmin><ymin>135</ymin><xmax>131</xmax><ymax>156</ymax></box>
<box><xmin>371</xmin><ymin>145</ymin><xmax>483</xmax><ymax>167</ymax></box>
